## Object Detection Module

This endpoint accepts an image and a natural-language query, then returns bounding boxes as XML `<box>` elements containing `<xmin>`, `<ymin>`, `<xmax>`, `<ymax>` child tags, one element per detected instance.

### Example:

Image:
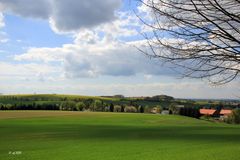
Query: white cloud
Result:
<box><xmin>0</xmin><ymin>12</ymin><xmax>5</xmax><ymax>28</ymax></box>
<box><xmin>0</xmin><ymin>78</ymin><xmax>239</xmax><ymax>99</ymax></box>
<box><xmin>144</xmin><ymin>74</ymin><xmax>152</xmax><ymax>80</ymax></box>
<box><xmin>12</xmin><ymin>10</ymin><xmax>149</xmax><ymax>79</ymax></box>
<box><xmin>14</xmin><ymin>36</ymin><xmax>175</xmax><ymax>78</ymax></box>
<box><xmin>96</xmin><ymin>11</ymin><xmax>140</xmax><ymax>39</ymax></box>
<box><xmin>0</xmin><ymin>32</ymin><xmax>8</xmax><ymax>43</ymax></box>
<box><xmin>0</xmin><ymin>62</ymin><xmax>61</xmax><ymax>81</ymax></box>
<box><xmin>14</xmin><ymin>47</ymin><xmax>66</xmax><ymax>62</ymax></box>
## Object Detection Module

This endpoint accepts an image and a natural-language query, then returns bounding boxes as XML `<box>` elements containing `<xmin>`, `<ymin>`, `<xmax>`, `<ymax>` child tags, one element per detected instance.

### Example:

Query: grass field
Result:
<box><xmin>0</xmin><ymin>111</ymin><xmax>240</xmax><ymax>160</ymax></box>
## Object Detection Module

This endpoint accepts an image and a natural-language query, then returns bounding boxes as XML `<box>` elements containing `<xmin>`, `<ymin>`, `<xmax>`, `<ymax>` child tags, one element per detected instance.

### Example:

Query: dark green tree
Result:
<box><xmin>109</xmin><ymin>103</ymin><xmax>114</xmax><ymax>112</ymax></box>
<box><xmin>138</xmin><ymin>106</ymin><xmax>144</xmax><ymax>113</ymax></box>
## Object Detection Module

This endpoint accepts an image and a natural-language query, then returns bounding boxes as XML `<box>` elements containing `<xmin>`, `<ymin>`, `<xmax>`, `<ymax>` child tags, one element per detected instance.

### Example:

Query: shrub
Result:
<box><xmin>200</xmin><ymin>114</ymin><xmax>211</xmax><ymax>121</ymax></box>
<box><xmin>60</xmin><ymin>101</ymin><xmax>76</xmax><ymax>111</ymax></box>
<box><xmin>93</xmin><ymin>100</ymin><xmax>103</xmax><ymax>111</ymax></box>
<box><xmin>124</xmin><ymin>106</ymin><xmax>137</xmax><ymax>113</ymax></box>
<box><xmin>120</xmin><ymin>105</ymin><xmax>125</xmax><ymax>112</ymax></box>
<box><xmin>169</xmin><ymin>103</ymin><xmax>178</xmax><ymax>114</ymax></box>
<box><xmin>109</xmin><ymin>103</ymin><xmax>114</xmax><ymax>112</ymax></box>
<box><xmin>75</xmin><ymin>102</ymin><xmax>86</xmax><ymax>111</ymax></box>
<box><xmin>144</xmin><ymin>105</ymin><xmax>152</xmax><ymax>113</ymax></box>
<box><xmin>138</xmin><ymin>106</ymin><xmax>144</xmax><ymax>113</ymax></box>
<box><xmin>225</xmin><ymin>109</ymin><xmax>240</xmax><ymax>124</ymax></box>
<box><xmin>179</xmin><ymin>107</ymin><xmax>201</xmax><ymax>119</ymax></box>
<box><xmin>151</xmin><ymin>105</ymin><xmax>162</xmax><ymax>114</ymax></box>
<box><xmin>114</xmin><ymin>105</ymin><xmax>122</xmax><ymax>112</ymax></box>
<box><xmin>5</xmin><ymin>104</ymin><xmax>13</xmax><ymax>110</ymax></box>
<box><xmin>0</xmin><ymin>103</ymin><xmax>4</xmax><ymax>110</ymax></box>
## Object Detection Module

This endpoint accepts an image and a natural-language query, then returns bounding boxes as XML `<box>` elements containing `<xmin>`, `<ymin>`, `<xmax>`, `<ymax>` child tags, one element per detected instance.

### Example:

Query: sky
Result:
<box><xmin>0</xmin><ymin>0</ymin><xmax>239</xmax><ymax>99</ymax></box>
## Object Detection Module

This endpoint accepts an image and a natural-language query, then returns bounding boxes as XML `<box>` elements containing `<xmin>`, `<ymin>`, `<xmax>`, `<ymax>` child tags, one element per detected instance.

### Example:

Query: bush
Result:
<box><xmin>200</xmin><ymin>114</ymin><xmax>211</xmax><ymax>121</ymax></box>
<box><xmin>169</xmin><ymin>103</ymin><xmax>180</xmax><ymax>115</ymax></box>
<box><xmin>114</xmin><ymin>105</ymin><xmax>122</xmax><ymax>112</ymax></box>
<box><xmin>138</xmin><ymin>106</ymin><xmax>144</xmax><ymax>113</ymax></box>
<box><xmin>60</xmin><ymin>101</ymin><xmax>76</xmax><ymax>111</ymax></box>
<box><xmin>93</xmin><ymin>100</ymin><xmax>103</xmax><ymax>111</ymax></box>
<box><xmin>144</xmin><ymin>105</ymin><xmax>152</xmax><ymax>113</ymax></box>
<box><xmin>75</xmin><ymin>102</ymin><xmax>86</xmax><ymax>111</ymax></box>
<box><xmin>109</xmin><ymin>103</ymin><xmax>114</xmax><ymax>112</ymax></box>
<box><xmin>120</xmin><ymin>105</ymin><xmax>125</xmax><ymax>112</ymax></box>
<box><xmin>179</xmin><ymin>107</ymin><xmax>201</xmax><ymax>119</ymax></box>
<box><xmin>0</xmin><ymin>103</ymin><xmax>4</xmax><ymax>110</ymax></box>
<box><xmin>124</xmin><ymin>106</ymin><xmax>137</xmax><ymax>113</ymax></box>
<box><xmin>151</xmin><ymin>106</ymin><xmax>162</xmax><ymax>114</ymax></box>
<box><xmin>225</xmin><ymin>109</ymin><xmax>240</xmax><ymax>124</ymax></box>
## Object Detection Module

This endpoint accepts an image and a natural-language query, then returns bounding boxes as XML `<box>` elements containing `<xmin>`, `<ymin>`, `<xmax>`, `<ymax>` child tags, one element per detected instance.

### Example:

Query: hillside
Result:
<box><xmin>0</xmin><ymin>111</ymin><xmax>240</xmax><ymax>160</ymax></box>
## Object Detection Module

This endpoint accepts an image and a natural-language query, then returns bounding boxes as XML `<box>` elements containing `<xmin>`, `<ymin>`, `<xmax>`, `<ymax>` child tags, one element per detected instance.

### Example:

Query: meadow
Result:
<box><xmin>0</xmin><ymin>111</ymin><xmax>240</xmax><ymax>160</ymax></box>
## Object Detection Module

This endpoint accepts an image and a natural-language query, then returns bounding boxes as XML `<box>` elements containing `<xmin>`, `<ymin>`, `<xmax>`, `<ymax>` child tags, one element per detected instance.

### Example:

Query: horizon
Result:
<box><xmin>0</xmin><ymin>93</ymin><xmax>239</xmax><ymax>101</ymax></box>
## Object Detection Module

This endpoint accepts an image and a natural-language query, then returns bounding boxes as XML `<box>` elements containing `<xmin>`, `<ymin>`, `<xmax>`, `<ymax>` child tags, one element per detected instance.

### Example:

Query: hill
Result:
<box><xmin>0</xmin><ymin>111</ymin><xmax>240</xmax><ymax>160</ymax></box>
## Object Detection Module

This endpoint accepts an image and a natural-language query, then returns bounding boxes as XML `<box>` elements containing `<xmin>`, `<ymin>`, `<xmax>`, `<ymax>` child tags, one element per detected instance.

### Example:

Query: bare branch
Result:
<box><xmin>137</xmin><ymin>0</ymin><xmax>240</xmax><ymax>84</ymax></box>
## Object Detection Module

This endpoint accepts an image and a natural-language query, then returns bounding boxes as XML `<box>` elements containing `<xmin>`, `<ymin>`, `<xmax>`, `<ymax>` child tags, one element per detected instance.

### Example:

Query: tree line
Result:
<box><xmin>0</xmin><ymin>100</ymin><xmax>146</xmax><ymax>113</ymax></box>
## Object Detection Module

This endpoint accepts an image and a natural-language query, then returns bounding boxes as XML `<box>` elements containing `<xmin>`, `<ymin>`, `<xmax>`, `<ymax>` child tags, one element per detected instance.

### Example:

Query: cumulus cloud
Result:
<box><xmin>0</xmin><ymin>0</ymin><xmax>121</xmax><ymax>32</ymax></box>
<box><xmin>0</xmin><ymin>13</ymin><xmax>5</xmax><ymax>28</ymax></box>
<box><xmin>0</xmin><ymin>0</ymin><xmax>51</xmax><ymax>19</ymax></box>
<box><xmin>9</xmin><ymin>2</ymin><xmax>177</xmax><ymax>79</ymax></box>
<box><xmin>0</xmin><ymin>62</ymin><xmax>61</xmax><ymax>82</ymax></box>
<box><xmin>51</xmin><ymin>0</ymin><xmax>121</xmax><ymax>32</ymax></box>
<box><xmin>0</xmin><ymin>31</ymin><xmax>8</xmax><ymax>43</ymax></box>
<box><xmin>5</xmin><ymin>0</ymin><xmax>175</xmax><ymax>79</ymax></box>
<box><xmin>14</xmin><ymin>35</ymin><xmax>175</xmax><ymax>78</ymax></box>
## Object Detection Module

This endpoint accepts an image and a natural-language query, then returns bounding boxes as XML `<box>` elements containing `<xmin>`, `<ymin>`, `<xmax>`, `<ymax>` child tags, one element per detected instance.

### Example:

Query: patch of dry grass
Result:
<box><xmin>0</xmin><ymin>111</ymin><xmax>85</xmax><ymax>119</ymax></box>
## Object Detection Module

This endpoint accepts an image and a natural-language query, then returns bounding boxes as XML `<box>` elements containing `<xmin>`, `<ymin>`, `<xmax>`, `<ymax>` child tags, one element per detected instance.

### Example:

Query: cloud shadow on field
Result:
<box><xmin>18</xmin><ymin>124</ymin><xmax>240</xmax><ymax>143</ymax></box>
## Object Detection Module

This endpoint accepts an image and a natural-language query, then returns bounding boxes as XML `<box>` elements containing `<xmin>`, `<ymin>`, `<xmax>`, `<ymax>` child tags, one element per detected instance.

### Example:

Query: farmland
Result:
<box><xmin>0</xmin><ymin>111</ymin><xmax>240</xmax><ymax>160</ymax></box>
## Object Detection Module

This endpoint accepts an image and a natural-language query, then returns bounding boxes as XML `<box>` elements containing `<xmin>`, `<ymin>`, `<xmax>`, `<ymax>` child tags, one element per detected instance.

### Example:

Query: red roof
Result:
<box><xmin>220</xmin><ymin>109</ymin><xmax>232</xmax><ymax>115</ymax></box>
<box><xmin>200</xmin><ymin>109</ymin><xmax>216</xmax><ymax>115</ymax></box>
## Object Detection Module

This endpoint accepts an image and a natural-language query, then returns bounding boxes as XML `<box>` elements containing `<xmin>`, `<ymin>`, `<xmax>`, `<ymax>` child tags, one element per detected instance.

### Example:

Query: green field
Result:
<box><xmin>0</xmin><ymin>111</ymin><xmax>240</xmax><ymax>160</ymax></box>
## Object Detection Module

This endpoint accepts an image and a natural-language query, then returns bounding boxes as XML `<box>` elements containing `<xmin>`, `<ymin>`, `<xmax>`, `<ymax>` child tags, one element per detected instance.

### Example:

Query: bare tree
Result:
<box><xmin>137</xmin><ymin>0</ymin><xmax>240</xmax><ymax>84</ymax></box>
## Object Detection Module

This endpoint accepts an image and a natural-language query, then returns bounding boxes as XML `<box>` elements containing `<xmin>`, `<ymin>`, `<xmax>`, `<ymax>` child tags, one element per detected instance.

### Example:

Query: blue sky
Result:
<box><xmin>0</xmin><ymin>0</ymin><xmax>239</xmax><ymax>99</ymax></box>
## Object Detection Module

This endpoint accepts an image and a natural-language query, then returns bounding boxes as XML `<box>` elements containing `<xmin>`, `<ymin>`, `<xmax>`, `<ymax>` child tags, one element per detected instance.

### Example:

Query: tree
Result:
<box><xmin>125</xmin><ymin>106</ymin><xmax>138</xmax><ymax>113</ymax></box>
<box><xmin>114</xmin><ymin>105</ymin><xmax>122</xmax><ymax>112</ymax></box>
<box><xmin>144</xmin><ymin>105</ymin><xmax>152</xmax><ymax>113</ymax></box>
<box><xmin>93</xmin><ymin>100</ymin><xmax>103</xmax><ymax>111</ymax></box>
<box><xmin>109</xmin><ymin>103</ymin><xmax>114</xmax><ymax>112</ymax></box>
<box><xmin>75</xmin><ymin>102</ymin><xmax>86</xmax><ymax>111</ymax></box>
<box><xmin>84</xmin><ymin>99</ymin><xmax>94</xmax><ymax>110</ymax></box>
<box><xmin>138</xmin><ymin>0</ymin><xmax>240</xmax><ymax>84</ymax></box>
<box><xmin>193</xmin><ymin>108</ymin><xmax>201</xmax><ymax>119</ymax></box>
<box><xmin>226</xmin><ymin>109</ymin><xmax>240</xmax><ymax>124</ymax></box>
<box><xmin>0</xmin><ymin>103</ymin><xmax>4</xmax><ymax>110</ymax></box>
<box><xmin>60</xmin><ymin>101</ymin><xmax>76</xmax><ymax>111</ymax></box>
<box><xmin>138</xmin><ymin>105</ymin><xmax>144</xmax><ymax>113</ymax></box>
<box><xmin>156</xmin><ymin>105</ymin><xmax>163</xmax><ymax>113</ymax></box>
<box><xmin>121</xmin><ymin>105</ymin><xmax>125</xmax><ymax>112</ymax></box>
<box><xmin>169</xmin><ymin>103</ymin><xmax>178</xmax><ymax>114</ymax></box>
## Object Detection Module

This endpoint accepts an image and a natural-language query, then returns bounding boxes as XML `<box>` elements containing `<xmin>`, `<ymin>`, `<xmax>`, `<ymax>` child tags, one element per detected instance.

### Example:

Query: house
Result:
<box><xmin>200</xmin><ymin>109</ymin><xmax>218</xmax><ymax>117</ymax></box>
<box><xmin>200</xmin><ymin>108</ymin><xmax>232</xmax><ymax>118</ymax></box>
<box><xmin>219</xmin><ymin>109</ymin><xmax>232</xmax><ymax>120</ymax></box>
<box><xmin>220</xmin><ymin>109</ymin><xmax>232</xmax><ymax>116</ymax></box>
